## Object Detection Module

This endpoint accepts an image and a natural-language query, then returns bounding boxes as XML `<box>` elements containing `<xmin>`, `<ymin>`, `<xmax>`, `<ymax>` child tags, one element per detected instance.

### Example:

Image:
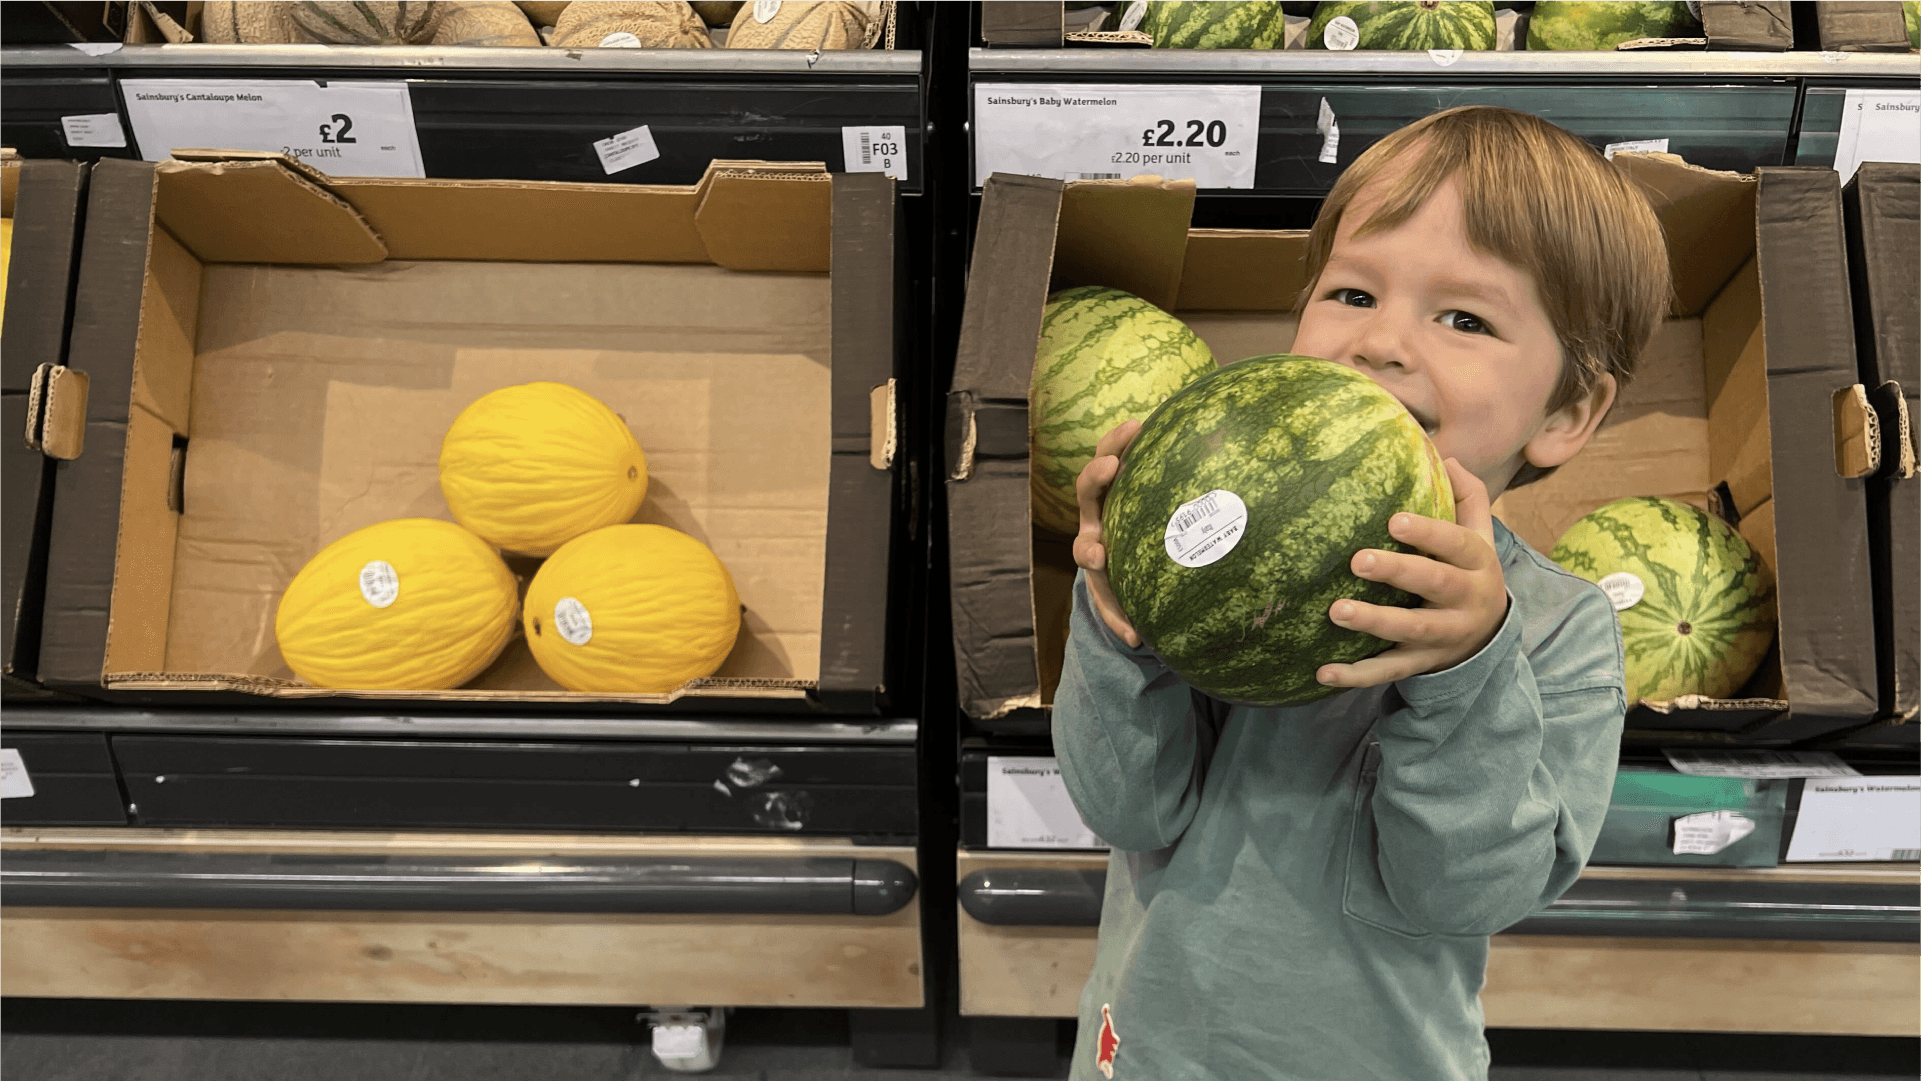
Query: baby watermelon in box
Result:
<box><xmin>1103</xmin><ymin>355</ymin><xmax>1454</xmax><ymax>705</ymax></box>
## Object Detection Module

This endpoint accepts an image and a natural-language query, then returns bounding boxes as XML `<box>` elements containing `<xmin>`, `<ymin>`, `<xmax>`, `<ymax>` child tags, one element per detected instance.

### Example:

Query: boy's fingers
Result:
<box><xmin>1387</xmin><ymin>512</ymin><xmax>1490</xmax><ymax>573</ymax></box>
<box><xmin>1086</xmin><ymin>569</ymin><xmax>1142</xmax><ymax>648</ymax></box>
<box><xmin>1074</xmin><ymin>536</ymin><xmax>1106</xmax><ymax>573</ymax></box>
<box><xmin>1327</xmin><ymin>597</ymin><xmax>1446</xmax><ymax>645</ymax></box>
<box><xmin>1317</xmin><ymin>650</ymin><xmax>1428</xmax><ymax>689</ymax></box>
<box><xmin>1443</xmin><ymin>458</ymin><xmax>1496</xmax><ymax>547</ymax></box>
<box><xmin>1095</xmin><ymin>418</ymin><xmax>1143</xmax><ymax>459</ymax></box>
<box><xmin>1349</xmin><ymin>548</ymin><xmax>1467</xmax><ymax>607</ymax></box>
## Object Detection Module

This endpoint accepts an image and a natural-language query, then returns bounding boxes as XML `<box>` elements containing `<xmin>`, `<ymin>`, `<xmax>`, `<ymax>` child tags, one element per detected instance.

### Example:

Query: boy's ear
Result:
<box><xmin>1523</xmin><ymin>374</ymin><xmax>1617</xmax><ymax>471</ymax></box>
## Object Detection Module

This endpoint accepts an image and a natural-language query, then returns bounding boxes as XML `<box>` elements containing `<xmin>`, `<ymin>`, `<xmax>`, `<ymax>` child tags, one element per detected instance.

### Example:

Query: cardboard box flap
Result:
<box><xmin>155</xmin><ymin>157</ymin><xmax>385</xmax><ymax>265</ymax></box>
<box><xmin>24</xmin><ymin>364</ymin><xmax>88</xmax><ymax>461</ymax></box>
<box><xmin>333</xmin><ymin>178</ymin><xmax>710</xmax><ymax>265</ymax></box>
<box><xmin>1053</xmin><ymin>176</ymin><xmax>1195</xmax><ymax>313</ymax></box>
<box><xmin>1</xmin><ymin>160</ymin><xmax>17</xmax><ymax>216</ymax></box>
<box><xmin>1614</xmin><ymin>152</ymin><xmax>1757</xmax><ymax>317</ymax></box>
<box><xmin>1177</xmin><ymin>230</ymin><xmax>1311</xmax><ymax>313</ymax></box>
<box><xmin>695</xmin><ymin>163</ymin><xmax>833</xmax><ymax>274</ymax></box>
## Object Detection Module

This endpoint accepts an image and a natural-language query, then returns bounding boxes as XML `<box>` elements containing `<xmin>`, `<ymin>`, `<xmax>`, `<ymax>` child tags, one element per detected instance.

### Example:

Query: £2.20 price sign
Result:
<box><xmin>121</xmin><ymin>79</ymin><xmax>425</xmax><ymax>178</ymax></box>
<box><xmin>974</xmin><ymin>83</ymin><xmax>1261</xmax><ymax>189</ymax></box>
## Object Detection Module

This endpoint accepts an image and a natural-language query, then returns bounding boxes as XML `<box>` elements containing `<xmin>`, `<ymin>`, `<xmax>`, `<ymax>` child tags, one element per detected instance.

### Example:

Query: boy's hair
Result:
<box><xmin>1293</xmin><ymin>105</ymin><xmax>1673</xmax><ymax>485</ymax></box>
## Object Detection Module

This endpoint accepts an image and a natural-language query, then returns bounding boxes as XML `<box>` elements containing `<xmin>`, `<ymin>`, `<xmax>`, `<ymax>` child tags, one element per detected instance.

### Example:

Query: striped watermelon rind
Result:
<box><xmin>1524</xmin><ymin>2</ymin><xmax>1698</xmax><ymax>51</ymax></box>
<box><xmin>1137</xmin><ymin>1</ymin><xmax>1291</xmax><ymax>49</ymax></box>
<box><xmin>1308</xmin><ymin>0</ymin><xmax>1498</xmax><ymax>50</ymax></box>
<box><xmin>1030</xmin><ymin>287</ymin><xmax>1216</xmax><ymax>537</ymax></box>
<box><xmin>1103</xmin><ymin>355</ymin><xmax>1455</xmax><ymax>706</ymax></box>
<box><xmin>1550</xmin><ymin>497</ymin><xmax>1775</xmax><ymax>705</ymax></box>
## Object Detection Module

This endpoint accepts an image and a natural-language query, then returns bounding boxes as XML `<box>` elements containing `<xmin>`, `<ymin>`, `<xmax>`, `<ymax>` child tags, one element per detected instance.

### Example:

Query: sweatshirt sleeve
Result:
<box><xmin>1050</xmin><ymin>570</ymin><xmax>1221</xmax><ymax>853</ymax></box>
<box><xmin>1362</xmin><ymin>576</ymin><xmax>1626</xmax><ymax>937</ymax></box>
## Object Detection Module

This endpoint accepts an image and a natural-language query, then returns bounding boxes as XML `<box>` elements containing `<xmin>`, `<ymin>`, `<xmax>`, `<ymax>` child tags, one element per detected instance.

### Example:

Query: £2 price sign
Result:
<box><xmin>121</xmin><ymin>79</ymin><xmax>425</xmax><ymax>178</ymax></box>
<box><xmin>974</xmin><ymin>83</ymin><xmax>1261</xmax><ymax>188</ymax></box>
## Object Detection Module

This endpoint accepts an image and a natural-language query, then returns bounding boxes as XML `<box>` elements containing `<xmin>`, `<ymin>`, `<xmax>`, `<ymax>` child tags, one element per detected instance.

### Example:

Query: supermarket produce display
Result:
<box><xmin>2</xmin><ymin>3</ymin><xmax>1918</xmax><ymax>1074</ymax></box>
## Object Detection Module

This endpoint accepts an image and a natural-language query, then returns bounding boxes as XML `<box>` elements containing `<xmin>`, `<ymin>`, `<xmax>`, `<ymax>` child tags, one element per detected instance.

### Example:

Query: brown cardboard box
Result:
<box><xmin>2</xmin><ymin>157</ymin><xmax>89</xmax><ymax>695</ymax></box>
<box><xmin>946</xmin><ymin>156</ymin><xmax>1880</xmax><ymax>741</ymax></box>
<box><xmin>1815</xmin><ymin>1</ymin><xmax>1914</xmax><ymax>52</ymax></box>
<box><xmin>1843</xmin><ymin>162</ymin><xmax>1920</xmax><ymax>737</ymax></box>
<box><xmin>37</xmin><ymin>155</ymin><xmax>901</xmax><ymax>711</ymax></box>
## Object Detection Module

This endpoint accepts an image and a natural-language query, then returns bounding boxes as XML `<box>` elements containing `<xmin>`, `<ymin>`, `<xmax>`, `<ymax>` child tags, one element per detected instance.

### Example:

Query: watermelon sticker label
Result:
<box><xmin>554</xmin><ymin>597</ymin><xmax>594</xmax><ymax>646</ymax></box>
<box><xmin>359</xmin><ymin>561</ymin><xmax>399</xmax><ymax>609</ymax></box>
<box><xmin>1322</xmin><ymin>16</ymin><xmax>1360</xmax><ymax>50</ymax></box>
<box><xmin>1670</xmin><ymin>810</ymin><xmax>1756</xmax><ymax>856</ymax></box>
<box><xmin>1598</xmin><ymin>571</ymin><xmax>1645</xmax><ymax>611</ymax></box>
<box><xmin>1164</xmin><ymin>489</ymin><xmax>1248</xmax><ymax>569</ymax></box>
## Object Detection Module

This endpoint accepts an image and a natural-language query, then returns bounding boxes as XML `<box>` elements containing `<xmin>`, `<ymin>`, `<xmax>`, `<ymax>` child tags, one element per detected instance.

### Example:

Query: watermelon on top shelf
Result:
<box><xmin>1102</xmin><ymin>355</ymin><xmax>1454</xmax><ymax>706</ymax></box>
<box><xmin>1525</xmin><ymin>2</ymin><xmax>1699</xmax><ymax>51</ymax></box>
<box><xmin>1549</xmin><ymin>496</ymin><xmax>1776</xmax><ymax>706</ymax></box>
<box><xmin>1130</xmin><ymin>1</ymin><xmax>1292</xmax><ymax>49</ymax></box>
<box><xmin>1030</xmin><ymin>286</ymin><xmax>1217</xmax><ymax>537</ymax></box>
<box><xmin>1308</xmin><ymin>1</ymin><xmax>1498</xmax><ymax>50</ymax></box>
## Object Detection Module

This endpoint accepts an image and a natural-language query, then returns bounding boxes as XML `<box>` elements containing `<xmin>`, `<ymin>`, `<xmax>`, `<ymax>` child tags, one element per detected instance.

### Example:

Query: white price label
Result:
<box><xmin>599</xmin><ymin>31</ymin><xmax>642</xmax><ymax>47</ymax></box>
<box><xmin>593</xmin><ymin>123</ymin><xmax>660</xmax><ymax>175</ymax></box>
<box><xmin>1322</xmin><ymin>15</ymin><xmax>1360</xmax><ymax>50</ymax></box>
<box><xmin>1671</xmin><ymin>810</ymin><xmax>1756</xmax><ymax>856</ymax></box>
<box><xmin>358</xmin><ymin>560</ymin><xmax>399</xmax><ymax>609</ymax></box>
<box><xmin>1163</xmin><ymin>489</ymin><xmax>1248</xmax><ymax>569</ymax></box>
<box><xmin>553</xmin><ymin>597</ymin><xmax>594</xmax><ymax>645</ymax></box>
<box><xmin>974</xmin><ymin>83</ymin><xmax>1261</xmax><ymax>189</ymax></box>
<box><xmin>1604</xmin><ymin>138</ymin><xmax>1670</xmax><ymax>160</ymax></box>
<box><xmin>1428</xmin><ymin>48</ymin><xmax>1463</xmax><ymax>66</ymax></box>
<box><xmin>1597</xmin><ymin>571</ymin><xmax>1645</xmax><ymax>611</ymax></box>
<box><xmin>61</xmin><ymin>113</ymin><xmax>127</xmax><ymax>149</ymax></box>
<box><xmin>1316</xmin><ymin>97</ymin><xmax>1340</xmax><ymax>165</ymax></box>
<box><xmin>1833</xmin><ymin>89</ymin><xmax>1921</xmax><ymax>185</ymax></box>
<box><xmin>987</xmin><ymin>756</ymin><xmax>1105</xmax><ymax>849</ymax></box>
<box><xmin>1785</xmin><ymin>776</ymin><xmax>1921</xmax><ymax>862</ymax></box>
<box><xmin>1664</xmin><ymin>750</ymin><xmax>1861</xmax><ymax>780</ymax></box>
<box><xmin>652</xmin><ymin>1023</ymin><xmax>705</xmax><ymax>1059</ymax></box>
<box><xmin>842</xmin><ymin>125</ymin><xmax>909</xmax><ymax>181</ymax></box>
<box><xmin>0</xmin><ymin>749</ymin><xmax>35</xmax><ymax>800</ymax></box>
<box><xmin>120</xmin><ymin>79</ymin><xmax>424</xmax><ymax>177</ymax></box>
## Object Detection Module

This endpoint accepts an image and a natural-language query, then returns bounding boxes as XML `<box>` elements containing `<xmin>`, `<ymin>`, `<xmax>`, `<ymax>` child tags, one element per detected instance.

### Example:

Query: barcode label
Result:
<box><xmin>1664</xmin><ymin>749</ymin><xmax>1861</xmax><ymax>779</ymax></box>
<box><xmin>1163</xmin><ymin>489</ymin><xmax>1248</xmax><ymax>569</ymax></box>
<box><xmin>840</xmin><ymin>125</ymin><xmax>908</xmax><ymax>181</ymax></box>
<box><xmin>1077</xmin><ymin>172</ymin><xmax>1123</xmax><ymax>179</ymax></box>
<box><xmin>1889</xmin><ymin>849</ymin><xmax>1920</xmax><ymax>861</ymax></box>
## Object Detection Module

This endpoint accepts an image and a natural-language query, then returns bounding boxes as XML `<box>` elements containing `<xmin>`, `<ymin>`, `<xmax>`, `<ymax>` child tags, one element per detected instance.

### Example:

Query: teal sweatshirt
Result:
<box><xmin>1054</xmin><ymin>519</ymin><xmax>1625</xmax><ymax>1081</ymax></box>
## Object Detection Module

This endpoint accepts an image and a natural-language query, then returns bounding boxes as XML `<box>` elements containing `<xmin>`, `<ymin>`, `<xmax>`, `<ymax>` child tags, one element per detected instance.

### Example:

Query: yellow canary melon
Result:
<box><xmin>438</xmin><ymin>382</ymin><xmax>648</xmax><ymax>556</ymax></box>
<box><xmin>523</xmin><ymin>524</ymin><xmax>741</xmax><ymax>694</ymax></box>
<box><xmin>275</xmin><ymin>518</ymin><xmax>519</xmax><ymax>690</ymax></box>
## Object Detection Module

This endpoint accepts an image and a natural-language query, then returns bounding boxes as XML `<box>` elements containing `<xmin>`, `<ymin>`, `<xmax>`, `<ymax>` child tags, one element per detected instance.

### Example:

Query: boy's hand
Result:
<box><xmin>1072</xmin><ymin>419</ymin><xmax>1144</xmax><ymax>648</ymax></box>
<box><xmin>1316</xmin><ymin>459</ymin><xmax>1508</xmax><ymax>689</ymax></box>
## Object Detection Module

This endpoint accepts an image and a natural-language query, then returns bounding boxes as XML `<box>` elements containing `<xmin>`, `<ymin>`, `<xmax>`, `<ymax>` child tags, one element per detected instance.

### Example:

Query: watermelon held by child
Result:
<box><xmin>1524</xmin><ymin>1</ymin><xmax>1698</xmax><ymax>51</ymax></box>
<box><xmin>1550</xmin><ymin>497</ymin><xmax>1776</xmax><ymax>707</ymax></box>
<box><xmin>1308</xmin><ymin>1</ymin><xmax>1498</xmax><ymax>50</ymax></box>
<box><xmin>1030</xmin><ymin>286</ymin><xmax>1217</xmax><ymax>537</ymax></box>
<box><xmin>1102</xmin><ymin>355</ymin><xmax>1455</xmax><ymax>706</ymax></box>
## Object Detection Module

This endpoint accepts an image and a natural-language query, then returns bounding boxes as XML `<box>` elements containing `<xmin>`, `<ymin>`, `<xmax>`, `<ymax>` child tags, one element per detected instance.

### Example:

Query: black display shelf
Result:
<box><xmin>2</xmin><ymin>44</ymin><xmax>928</xmax><ymax>190</ymax></box>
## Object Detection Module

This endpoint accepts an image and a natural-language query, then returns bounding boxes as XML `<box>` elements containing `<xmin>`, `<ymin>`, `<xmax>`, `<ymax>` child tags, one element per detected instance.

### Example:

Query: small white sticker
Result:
<box><xmin>60</xmin><ymin>113</ymin><xmax>128</xmax><ymax>149</ymax></box>
<box><xmin>1163</xmin><ymin>490</ymin><xmax>1248</xmax><ymax>569</ymax></box>
<box><xmin>1322</xmin><ymin>15</ymin><xmax>1360</xmax><ymax>50</ymax></box>
<box><xmin>593</xmin><ymin>124</ymin><xmax>660</xmax><ymax>175</ymax></box>
<box><xmin>0</xmin><ymin>749</ymin><xmax>35</xmax><ymax>799</ymax></box>
<box><xmin>753</xmin><ymin>0</ymin><xmax>781</xmax><ymax>22</ymax></box>
<box><xmin>1671</xmin><ymin>810</ymin><xmax>1757</xmax><ymax>856</ymax></box>
<box><xmin>554</xmin><ymin>597</ymin><xmax>594</xmax><ymax>645</ymax></box>
<box><xmin>841</xmin><ymin>125</ymin><xmax>909</xmax><ymax>181</ymax></box>
<box><xmin>1316</xmin><ymin>97</ymin><xmax>1340</xmax><ymax>164</ymax></box>
<box><xmin>1664</xmin><ymin>750</ymin><xmax>1861</xmax><ymax>780</ymax></box>
<box><xmin>1604</xmin><ymin>137</ymin><xmax>1671</xmax><ymax>160</ymax></box>
<box><xmin>1117</xmin><ymin>0</ymin><xmax>1148</xmax><ymax>31</ymax></box>
<box><xmin>65</xmin><ymin>42</ymin><xmax>123</xmax><ymax>55</ymax></box>
<box><xmin>1598</xmin><ymin>571</ymin><xmax>1645</xmax><ymax>611</ymax></box>
<box><xmin>1428</xmin><ymin>48</ymin><xmax>1463</xmax><ymax>65</ymax></box>
<box><xmin>359</xmin><ymin>560</ymin><xmax>399</xmax><ymax>609</ymax></box>
<box><xmin>653</xmin><ymin>1023</ymin><xmax>705</xmax><ymax>1059</ymax></box>
<box><xmin>598</xmin><ymin>31</ymin><xmax>642</xmax><ymax>47</ymax></box>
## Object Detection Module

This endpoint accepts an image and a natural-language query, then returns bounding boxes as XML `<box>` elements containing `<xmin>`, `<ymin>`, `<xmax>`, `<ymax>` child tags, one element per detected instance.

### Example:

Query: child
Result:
<box><xmin>1058</xmin><ymin>105</ymin><xmax>1671</xmax><ymax>1079</ymax></box>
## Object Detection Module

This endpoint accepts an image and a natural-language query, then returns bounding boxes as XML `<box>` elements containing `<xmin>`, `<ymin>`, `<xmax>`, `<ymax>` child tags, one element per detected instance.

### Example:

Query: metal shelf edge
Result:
<box><xmin>969</xmin><ymin>48</ymin><xmax>1921</xmax><ymax>79</ymax></box>
<box><xmin>2</xmin><ymin>43</ymin><xmax>923</xmax><ymax>76</ymax></box>
<box><xmin>0</xmin><ymin>707</ymin><xmax>918</xmax><ymax>744</ymax></box>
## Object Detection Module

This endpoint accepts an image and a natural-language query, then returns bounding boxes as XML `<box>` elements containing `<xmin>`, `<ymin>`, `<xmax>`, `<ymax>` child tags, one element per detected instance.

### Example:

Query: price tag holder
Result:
<box><xmin>61</xmin><ymin>113</ymin><xmax>127</xmax><ymax>149</ymax></box>
<box><xmin>120</xmin><ymin>79</ymin><xmax>424</xmax><ymax>178</ymax></box>
<box><xmin>0</xmin><ymin>748</ymin><xmax>35</xmax><ymax>800</ymax></box>
<box><xmin>593</xmin><ymin>124</ymin><xmax>660</xmax><ymax>175</ymax></box>
<box><xmin>974</xmin><ymin>82</ymin><xmax>1261</xmax><ymax>189</ymax></box>
<box><xmin>987</xmin><ymin>756</ymin><xmax>1106</xmax><ymax>849</ymax></box>
<box><xmin>1833</xmin><ymin>89</ymin><xmax>1921</xmax><ymax>184</ymax></box>
<box><xmin>841</xmin><ymin>125</ymin><xmax>908</xmax><ymax>182</ymax></box>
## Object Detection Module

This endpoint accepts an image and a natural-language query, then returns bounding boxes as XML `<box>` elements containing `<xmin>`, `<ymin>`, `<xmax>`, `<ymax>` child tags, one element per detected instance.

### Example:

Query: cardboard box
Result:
<box><xmin>1843</xmin><ymin>162</ymin><xmax>1920</xmax><ymax>735</ymax></box>
<box><xmin>2</xmin><ymin>157</ymin><xmax>89</xmax><ymax>695</ymax></box>
<box><xmin>38</xmin><ymin>155</ymin><xmax>902</xmax><ymax>712</ymax></box>
<box><xmin>1814</xmin><ymin>1</ymin><xmax>1914</xmax><ymax>52</ymax></box>
<box><xmin>945</xmin><ymin>157</ymin><xmax>1880</xmax><ymax>740</ymax></box>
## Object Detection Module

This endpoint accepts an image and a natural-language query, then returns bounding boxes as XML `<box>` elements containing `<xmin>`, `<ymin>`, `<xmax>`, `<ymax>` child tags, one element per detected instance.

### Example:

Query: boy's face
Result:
<box><xmin>1291</xmin><ymin>174</ymin><xmax>1612</xmax><ymax>497</ymax></box>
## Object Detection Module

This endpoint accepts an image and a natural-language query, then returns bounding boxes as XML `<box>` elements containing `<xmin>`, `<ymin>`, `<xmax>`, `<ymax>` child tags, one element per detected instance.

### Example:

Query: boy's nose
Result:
<box><xmin>1348</xmin><ymin>309</ymin><xmax>1420</xmax><ymax>374</ymax></box>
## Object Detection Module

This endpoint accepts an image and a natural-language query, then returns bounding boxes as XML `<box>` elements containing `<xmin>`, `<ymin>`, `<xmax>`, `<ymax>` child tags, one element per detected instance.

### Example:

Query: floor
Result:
<box><xmin>2</xmin><ymin>997</ymin><xmax>1916</xmax><ymax>1080</ymax></box>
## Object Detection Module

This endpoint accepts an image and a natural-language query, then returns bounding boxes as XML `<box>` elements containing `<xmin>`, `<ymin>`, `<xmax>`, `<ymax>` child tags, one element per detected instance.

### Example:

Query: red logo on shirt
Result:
<box><xmin>1095</xmin><ymin>1003</ymin><xmax>1120</xmax><ymax>1078</ymax></box>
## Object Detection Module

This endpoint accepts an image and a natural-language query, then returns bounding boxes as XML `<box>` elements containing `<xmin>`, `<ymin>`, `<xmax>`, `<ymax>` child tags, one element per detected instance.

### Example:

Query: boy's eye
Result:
<box><xmin>1442</xmin><ymin>310</ymin><xmax>1490</xmax><ymax>336</ymax></box>
<box><xmin>1329</xmin><ymin>288</ymin><xmax>1374</xmax><ymax>308</ymax></box>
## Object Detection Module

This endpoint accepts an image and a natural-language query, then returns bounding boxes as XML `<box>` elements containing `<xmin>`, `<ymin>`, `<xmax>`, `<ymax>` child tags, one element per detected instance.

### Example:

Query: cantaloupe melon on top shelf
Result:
<box><xmin>200</xmin><ymin>1</ymin><xmax>303</xmax><ymax>43</ymax></box>
<box><xmin>289</xmin><ymin>1</ymin><xmax>443</xmax><ymax>43</ymax></box>
<box><xmin>550</xmin><ymin>0</ymin><xmax>713</xmax><ymax>46</ymax></box>
<box><xmin>432</xmin><ymin>0</ymin><xmax>542</xmax><ymax>44</ymax></box>
<box><xmin>726</xmin><ymin>0</ymin><xmax>885</xmax><ymax>49</ymax></box>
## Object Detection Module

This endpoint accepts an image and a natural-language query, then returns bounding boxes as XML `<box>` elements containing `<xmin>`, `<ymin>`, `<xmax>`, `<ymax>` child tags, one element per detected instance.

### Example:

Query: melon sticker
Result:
<box><xmin>754</xmin><ymin>0</ymin><xmax>781</xmax><ymax>23</ymax></box>
<box><xmin>1322</xmin><ymin>15</ymin><xmax>1360</xmax><ymax>50</ymax></box>
<box><xmin>1163</xmin><ymin>490</ymin><xmax>1248</xmax><ymax>569</ymax></box>
<box><xmin>1598</xmin><ymin>571</ymin><xmax>1645</xmax><ymax>611</ymax></box>
<box><xmin>554</xmin><ymin>597</ymin><xmax>594</xmax><ymax>646</ymax></box>
<box><xmin>358</xmin><ymin>560</ymin><xmax>399</xmax><ymax>609</ymax></box>
<box><xmin>598</xmin><ymin>31</ymin><xmax>641</xmax><ymax>47</ymax></box>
